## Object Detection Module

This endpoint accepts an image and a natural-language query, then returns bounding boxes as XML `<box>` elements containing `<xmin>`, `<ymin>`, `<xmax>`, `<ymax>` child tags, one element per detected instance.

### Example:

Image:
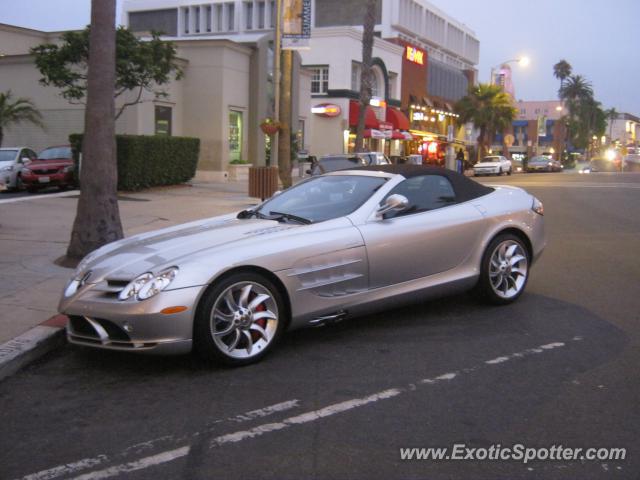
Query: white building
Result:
<box><xmin>607</xmin><ymin>112</ymin><xmax>639</xmax><ymax>147</ymax></box>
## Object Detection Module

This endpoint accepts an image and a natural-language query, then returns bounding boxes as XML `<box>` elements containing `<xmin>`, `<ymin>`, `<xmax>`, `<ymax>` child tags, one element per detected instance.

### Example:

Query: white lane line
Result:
<box><xmin>19</xmin><ymin>400</ymin><xmax>300</xmax><ymax>480</ymax></box>
<box><xmin>20</xmin><ymin>338</ymin><xmax>581</xmax><ymax>480</ymax></box>
<box><xmin>0</xmin><ymin>190</ymin><xmax>80</xmax><ymax>205</ymax></box>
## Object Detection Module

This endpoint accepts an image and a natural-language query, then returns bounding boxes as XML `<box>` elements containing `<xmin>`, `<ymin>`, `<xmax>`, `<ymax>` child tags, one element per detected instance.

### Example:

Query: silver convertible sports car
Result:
<box><xmin>59</xmin><ymin>165</ymin><xmax>545</xmax><ymax>366</ymax></box>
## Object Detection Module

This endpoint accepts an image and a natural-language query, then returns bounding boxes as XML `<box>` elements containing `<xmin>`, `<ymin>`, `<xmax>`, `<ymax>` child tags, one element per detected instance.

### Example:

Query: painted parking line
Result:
<box><xmin>0</xmin><ymin>190</ymin><xmax>80</xmax><ymax>205</ymax></box>
<box><xmin>20</xmin><ymin>399</ymin><xmax>300</xmax><ymax>480</ymax></box>
<box><xmin>19</xmin><ymin>337</ymin><xmax>582</xmax><ymax>480</ymax></box>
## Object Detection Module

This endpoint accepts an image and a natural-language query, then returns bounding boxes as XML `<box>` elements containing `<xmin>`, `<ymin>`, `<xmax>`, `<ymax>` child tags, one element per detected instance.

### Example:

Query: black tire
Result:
<box><xmin>474</xmin><ymin>233</ymin><xmax>530</xmax><ymax>305</ymax></box>
<box><xmin>507</xmin><ymin>168</ymin><xmax>512</xmax><ymax>176</ymax></box>
<box><xmin>9</xmin><ymin>174</ymin><xmax>23</xmax><ymax>192</ymax></box>
<box><xmin>194</xmin><ymin>272</ymin><xmax>286</xmax><ymax>366</ymax></box>
<box><xmin>497</xmin><ymin>168</ymin><xmax>503</xmax><ymax>176</ymax></box>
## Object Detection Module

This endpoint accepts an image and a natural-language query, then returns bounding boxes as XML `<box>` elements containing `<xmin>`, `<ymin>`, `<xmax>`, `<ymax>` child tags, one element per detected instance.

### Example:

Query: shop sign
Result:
<box><xmin>406</xmin><ymin>46</ymin><xmax>425</xmax><ymax>65</ymax></box>
<box><xmin>311</xmin><ymin>103</ymin><xmax>342</xmax><ymax>117</ymax></box>
<box><xmin>412</xmin><ymin>111</ymin><xmax>425</xmax><ymax>121</ymax></box>
<box><xmin>379</xmin><ymin>122</ymin><xmax>393</xmax><ymax>131</ymax></box>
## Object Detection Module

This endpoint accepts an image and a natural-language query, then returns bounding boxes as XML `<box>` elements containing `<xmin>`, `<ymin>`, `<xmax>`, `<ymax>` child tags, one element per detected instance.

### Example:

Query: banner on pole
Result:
<box><xmin>282</xmin><ymin>0</ymin><xmax>311</xmax><ymax>50</ymax></box>
<box><xmin>537</xmin><ymin>115</ymin><xmax>547</xmax><ymax>137</ymax></box>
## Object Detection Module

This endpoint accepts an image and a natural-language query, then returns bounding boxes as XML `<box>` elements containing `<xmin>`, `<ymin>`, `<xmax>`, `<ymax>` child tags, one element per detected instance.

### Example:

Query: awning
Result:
<box><xmin>349</xmin><ymin>100</ymin><xmax>379</xmax><ymax>129</ymax></box>
<box><xmin>385</xmin><ymin>107</ymin><xmax>410</xmax><ymax>130</ymax></box>
<box><xmin>444</xmin><ymin>102</ymin><xmax>454</xmax><ymax>111</ymax></box>
<box><xmin>422</xmin><ymin>96</ymin><xmax>434</xmax><ymax>107</ymax></box>
<box><xmin>364</xmin><ymin>129</ymin><xmax>390</xmax><ymax>139</ymax></box>
<box><xmin>391</xmin><ymin>130</ymin><xmax>413</xmax><ymax>140</ymax></box>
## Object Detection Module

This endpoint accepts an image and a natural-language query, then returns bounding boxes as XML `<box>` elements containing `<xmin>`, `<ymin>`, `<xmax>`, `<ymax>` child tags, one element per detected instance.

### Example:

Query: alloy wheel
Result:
<box><xmin>489</xmin><ymin>240</ymin><xmax>528</xmax><ymax>299</ymax></box>
<box><xmin>209</xmin><ymin>281</ymin><xmax>279</xmax><ymax>359</ymax></box>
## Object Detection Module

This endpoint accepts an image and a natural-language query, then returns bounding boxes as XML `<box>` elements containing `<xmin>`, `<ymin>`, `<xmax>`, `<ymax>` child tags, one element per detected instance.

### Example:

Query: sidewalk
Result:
<box><xmin>0</xmin><ymin>180</ymin><xmax>257</xmax><ymax>379</ymax></box>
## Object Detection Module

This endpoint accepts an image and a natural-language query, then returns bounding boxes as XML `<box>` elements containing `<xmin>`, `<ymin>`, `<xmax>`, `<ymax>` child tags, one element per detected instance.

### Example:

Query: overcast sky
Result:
<box><xmin>1</xmin><ymin>0</ymin><xmax>638</xmax><ymax>114</ymax></box>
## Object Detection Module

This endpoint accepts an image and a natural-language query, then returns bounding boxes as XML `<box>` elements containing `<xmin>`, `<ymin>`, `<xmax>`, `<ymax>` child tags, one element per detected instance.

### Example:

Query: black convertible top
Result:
<box><xmin>353</xmin><ymin>164</ymin><xmax>494</xmax><ymax>202</ymax></box>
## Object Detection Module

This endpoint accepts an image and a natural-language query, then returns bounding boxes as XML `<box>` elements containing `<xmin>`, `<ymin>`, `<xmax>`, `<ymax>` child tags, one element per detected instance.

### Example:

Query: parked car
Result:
<box><xmin>527</xmin><ymin>155</ymin><xmax>562</xmax><ymax>172</ymax></box>
<box><xmin>473</xmin><ymin>156</ymin><xmax>512</xmax><ymax>176</ymax></box>
<box><xmin>0</xmin><ymin>146</ymin><xmax>37</xmax><ymax>191</ymax></box>
<box><xmin>20</xmin><ymin>145</ymin><xmax>75</xmax><ymax>192</ymax></box>
<box><xmin>59</xmin><ymin>164</ymin><xmax>545</xmax><ymax>366</ymax></box>
<box><xmin>309</xmin><ymin>152</ymin><xmax>390</xmax><ymax>176</ymax></box>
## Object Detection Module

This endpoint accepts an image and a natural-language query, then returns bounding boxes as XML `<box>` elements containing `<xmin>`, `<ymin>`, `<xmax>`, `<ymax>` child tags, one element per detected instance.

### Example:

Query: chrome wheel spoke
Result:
<box><xmin>224</xmin><ymin>291</ymin><xmax>238</xmax><ymax>311</ymax></box>
<box><xmin>226</xmin><ymin>329</ymin><xmax>241</xmax><ymax>352</ymax></box>
<box><xmin>238</xmin><ymin>284</ymin><xmax>252</xmax><ymax>308</ymax></box>
<box><xmin>213</xmin><ymin>309</ymin><xmax>233</xmax><ymax>322</ymax></box>
<box><xmin>505</xmin><ymin>244</ymin><xmax>518</xmax><ymax>259</ymax></box>
<box><xmin>248</xmin><ymin>294</ymin><xmax>270</xmax><ymax>311</ymax></box>
<box><xmin>489</xmin><ymin>240</ymin><xmax>528</xmax><ymax>299</ymax></box>
<box><xmin>511</xmin><ymin>267</ymin><xmax>526</xmax><ymax>276</ymax></box>
<box><xmin>250</xmin><ymin>323</ymin><xmax>269</xmax><ymax>341</ymax></box>
<box><xmin>215</xmin><ymin>322</ymin><xmax>236</xmax><ymax>337</ymax></box>
<box><xmin>243</xmin><ymin>330</ymin><xmax>254</xmax><ymax>355</ymax></box>
<box><xmin>510</xmin><ymin>255</ymin><xmax>526</xmax><ymax>266</ymax></box>
<box><xmin>253</xmin><ymin>310</ymin><xmax>276</xmax><ymax>321</ymax></box>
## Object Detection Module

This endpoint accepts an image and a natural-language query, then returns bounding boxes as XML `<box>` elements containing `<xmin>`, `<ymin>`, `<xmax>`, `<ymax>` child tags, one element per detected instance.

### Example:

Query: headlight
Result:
<box><xmin>63</xmin><ymin>165</ymin><xmax>75</xmax><ymax>173</ymax></box>
<box><xmin>119</xmin><ymin>267</ymin><xmax>179</xmax><ymax>301</ymax></box>
<box><xmin>64</xmin><ymin>270</ymin><xmax>92</xmax><ymax>297</ymax></box>
<box><xmin>0</xmin><ymin>165</ymin><xmax>12</xmax><ymax>172</ymax></box>
<box><xmin>532</xmin><ymin>197</ymin><xmax>544</xmax><ymax>216</ymax></box>
<box><xmin>118</xmin><ymin>272</ymin><xmax>154</xmax><ymax>301</ymax></box>
<box><xmin>21</xmin><ymin>168</ymin><xmax>32</xmax><ymax>175</ymax></box>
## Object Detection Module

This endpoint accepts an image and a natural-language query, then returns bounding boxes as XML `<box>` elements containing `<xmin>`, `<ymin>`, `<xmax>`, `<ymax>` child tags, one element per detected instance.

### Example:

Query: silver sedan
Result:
<box><xmin>59</xmin><ymin>165</ymin><xmax>545</xmax><ymax>366</ymax></box>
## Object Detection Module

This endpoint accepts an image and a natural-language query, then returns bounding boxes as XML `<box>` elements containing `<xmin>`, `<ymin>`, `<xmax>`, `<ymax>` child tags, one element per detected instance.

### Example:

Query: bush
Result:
<box><xmin>69</xmin><ymin>134</ymin><xmax>200</xmax><ymax>191</ymax></box>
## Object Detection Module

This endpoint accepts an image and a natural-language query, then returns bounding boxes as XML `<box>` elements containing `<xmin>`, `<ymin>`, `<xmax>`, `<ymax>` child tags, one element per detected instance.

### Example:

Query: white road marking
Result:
<box><xmin>0</xmin><ymin>190</ymin><xmax>80</xmax><ymax>205</ymax></box>
<box><xmin>19</xmin><ymin>337</ymin><xmax>582</xmax><ymax>480</ymax></box>
<box><xmin>19</xmin><ymin>400</ymin><xmax>300</xmax><ymax>480</ymax></box>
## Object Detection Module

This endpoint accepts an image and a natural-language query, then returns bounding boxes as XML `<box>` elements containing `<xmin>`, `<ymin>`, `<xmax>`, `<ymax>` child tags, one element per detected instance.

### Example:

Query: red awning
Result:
<box><xmin>386</xmin><ymin>107</ymin><xmax>410</xmax><ymax>130</ymax></box>
<box><xmin>349</xmin><ymin>100</ymin><xmax>380</xmax><ymax>129</ymax></box>
<box><xmin>391</xmin><ymin>130</ymin><xmax>413</xmax><ymax>140</ymax></box>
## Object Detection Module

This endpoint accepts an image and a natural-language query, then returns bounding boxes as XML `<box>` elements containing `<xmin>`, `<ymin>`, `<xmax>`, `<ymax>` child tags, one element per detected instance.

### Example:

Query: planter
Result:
<box><xmin>260</xmin><ymin>122</ymin><xmax>280</xmax><ymax>135</ymax></box>
<box><xmin>227</xmin><ymin>163</ymin><xmax>252</xmax><ymax>182</ymax></box>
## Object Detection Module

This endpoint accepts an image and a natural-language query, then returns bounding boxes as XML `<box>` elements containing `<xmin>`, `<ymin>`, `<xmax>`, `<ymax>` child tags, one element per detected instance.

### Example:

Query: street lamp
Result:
<box><xmin>490</xmin><ymin>57</ymin><xmax>530</xmax><ymax>85</ymax></box>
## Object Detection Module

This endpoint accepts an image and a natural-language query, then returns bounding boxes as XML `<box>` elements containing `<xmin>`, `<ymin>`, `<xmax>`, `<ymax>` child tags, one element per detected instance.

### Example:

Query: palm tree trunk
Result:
<box><xmin>354</xmin><ymin>0</ymin><xmax>376</xmax><ymax>153</ymax></box>
<box><xmin>277</xmin><ymin>49</ymin><xmax>292</xmax><ymax>188</ymax></box>
<box><xmin>0</xmin><ymin>126</ymin><xmax>3</xmax><ymax>148</ymax></box>
<box><xmin>66</xmin><ymin>0</ymin><xmax>123</xmax><ymax>260</ymax></box>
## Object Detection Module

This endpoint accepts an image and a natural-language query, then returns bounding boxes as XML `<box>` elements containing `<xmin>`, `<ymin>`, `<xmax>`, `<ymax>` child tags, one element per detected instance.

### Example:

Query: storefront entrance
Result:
<box><xmin>228</xmin><ymin>110</ymin><xmax>243</xmax><ymax>163</ymax></box>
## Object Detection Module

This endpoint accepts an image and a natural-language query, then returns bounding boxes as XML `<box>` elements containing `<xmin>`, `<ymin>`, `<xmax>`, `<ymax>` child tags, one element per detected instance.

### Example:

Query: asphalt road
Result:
<box><xmin>2</xmin><ymin>172</ymin><xmax>639</xmax><ymax>480</ymax></box>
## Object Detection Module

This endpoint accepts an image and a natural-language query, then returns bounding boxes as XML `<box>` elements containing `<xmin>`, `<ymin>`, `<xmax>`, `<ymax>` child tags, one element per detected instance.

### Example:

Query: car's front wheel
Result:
<box><xmin>475</xmin><ymin>234</ymin><xmax>530</xmax><ymax>305</ymax></box>
<box><xmin>194</xmin><ymin>272</ymin><xmax>285</xmax><ymax>366</ymax></box>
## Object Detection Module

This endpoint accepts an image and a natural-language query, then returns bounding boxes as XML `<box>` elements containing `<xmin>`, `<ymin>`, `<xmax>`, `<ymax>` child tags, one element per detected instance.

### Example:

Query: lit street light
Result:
<box><xmin>490</xmin><ymin>56</ymin><xmax>530</xmax><ymax>85</ymax></box>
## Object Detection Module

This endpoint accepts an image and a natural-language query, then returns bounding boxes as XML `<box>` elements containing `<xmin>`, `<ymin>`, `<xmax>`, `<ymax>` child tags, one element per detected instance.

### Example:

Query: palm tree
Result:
<box><xmin>354</xmin><ymin>0</ymin><xmax>377</xmax><ymax>153</ymax></box>
<box><xmin>66</xmin><ymin>0</ymin><xmax>123</xmax><ymax>261</ymax></box>
<box><xmin>455</xmin><ymin>83</ymin><xmax>517</xmax><ymax>162</ymax></box>
<box><xmin>0</xmin><ymin>91</ymin><xmax>43</xmax><ymax>147</ymax></box>
<box><xmin>553</xmin><ymin>60</ymin><xmax>572</xmax><ymax>93</ymax></box>
<box><xmin>605</xmin><ymin>107</ymin><xmax>618</xmax><ymax>142</ymax></box>
<box><xmin>559</xmin><ymin>75</ymin><xmax>593</xmax><ymax>107</ymax></box>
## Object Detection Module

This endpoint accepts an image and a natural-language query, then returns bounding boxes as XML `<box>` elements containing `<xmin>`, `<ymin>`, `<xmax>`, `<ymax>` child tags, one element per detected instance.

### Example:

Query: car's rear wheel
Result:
<box><xmin>475</xmin><ymin>234</ymin><xmax>530</xmax><ymax>305</ymax></box>
<box><xmin>194</xmin><ymin>272</ymin><xmax>285</xmax><ymax>366</ymax></box>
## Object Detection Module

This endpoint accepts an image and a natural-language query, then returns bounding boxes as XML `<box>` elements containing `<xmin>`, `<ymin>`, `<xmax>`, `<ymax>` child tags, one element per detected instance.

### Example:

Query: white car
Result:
<box><xmin>0</xmin><ymin>147</ymin><xmax>38</xmax><ymax>191</ymax></box>
<box><xmin>474</xmin><ymin>156</ymin><xmax>512</xmax><ymax>176</ymax></box>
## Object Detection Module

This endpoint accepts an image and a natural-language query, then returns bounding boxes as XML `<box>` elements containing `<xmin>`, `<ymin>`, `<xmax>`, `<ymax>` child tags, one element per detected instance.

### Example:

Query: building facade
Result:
<box><xmin>607</xmin><ymin>112</ymin><xmax>639</xmax><ymax>147</ymax></box>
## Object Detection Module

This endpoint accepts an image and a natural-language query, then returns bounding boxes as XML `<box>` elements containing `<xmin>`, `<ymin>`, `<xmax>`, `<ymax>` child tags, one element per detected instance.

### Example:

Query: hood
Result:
<box><xmin>28</xmin><ymin>159</ymin><xmax>73</xmax><ymax>169</ymax></box>
<box><xmin>78</xmin><ymin>214</ymin><xmax>301</xmax><ymax>283</ymax></box>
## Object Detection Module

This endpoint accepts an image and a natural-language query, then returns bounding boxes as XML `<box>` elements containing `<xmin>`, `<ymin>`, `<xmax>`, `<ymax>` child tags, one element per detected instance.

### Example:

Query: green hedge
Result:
<box><xmin>69</xmin><ymin>134</ymin><xmax>200</xmax><ymax>191</ymax></box>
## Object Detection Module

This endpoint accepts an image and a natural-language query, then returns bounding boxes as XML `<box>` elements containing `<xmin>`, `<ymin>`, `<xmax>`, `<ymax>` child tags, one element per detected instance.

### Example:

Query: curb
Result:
<box><xmin>0</xmin><ymin>314</ymin><xmax>68</xmax><ymax>382</ymax></box>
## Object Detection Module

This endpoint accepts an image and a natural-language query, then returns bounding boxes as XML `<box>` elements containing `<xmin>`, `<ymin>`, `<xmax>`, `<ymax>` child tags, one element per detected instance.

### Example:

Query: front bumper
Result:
<box><xmin>22</xmin><ymin>172</ymin><xmax>73</xmax><ymax>188</ymax></box>
<box><xmin>474</xmin><ymin>168</ymin><xmax>499</xmax><ymax>175</ymax></box>
<box><xmin>60</xmin><ymin>285</ymin><xmax>203</xmax><ymax>354</ymax></box>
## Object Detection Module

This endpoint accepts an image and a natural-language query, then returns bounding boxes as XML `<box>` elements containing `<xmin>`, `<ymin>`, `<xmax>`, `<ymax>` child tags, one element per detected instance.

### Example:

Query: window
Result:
<box><xmin>194</xmin><ymin>6</ymin><xmax>200</xmax><ymax>33</ymax></box>
<box><xmin>229</xmin><ymin>110</ymin><xmax>243</xmax><ymax>162</ymax></box>
<box><xmin>183</xmin><ymin>7</ymin><xmax>189</xmax><ymax>33</ymax></box>
<box><xmin>206</xmin><ymin>5</ymin><xmax>212</xmax><ymax>32</ymax></box>
<box><xmin>215</xmin><ymin>4</ymin><xmax>223</xmax><ymax>31</ymax></box>
<box><xmin>351</xmin><ymin>62</ymin><xmax>361</xmax><ymax>91</ymax></box>
<box><xmin>155</xmin><ymin>106</ymin><xmax>172</xmax><ymax>136</ymax></box>
<box><xmin>269</xmin><ymin>0</ymin><xmax>276</xmax><ymax>27</ymax></box>
<box><xmin>227</xmin><ymin>3</ymin><xmax>235</xmax><ymax>30</ymax></box>
<box><xmin>311</xmin><ymin>67</ymin><xmax>329</xmax><ymax>94</ymax></box>
<box><xmin>382</xmin><ymin>175</ymin><xmax>457</xmax><ymax>218</ymax></box>
<box><xmin>257</xmin><ymin>1</ymin><xmax>265</xmax><ymax>29</ymax></box>
<box><xmin>245</xmin><ymin>2</ymin><xmax>253</xmax><ymax>30</ymax></box>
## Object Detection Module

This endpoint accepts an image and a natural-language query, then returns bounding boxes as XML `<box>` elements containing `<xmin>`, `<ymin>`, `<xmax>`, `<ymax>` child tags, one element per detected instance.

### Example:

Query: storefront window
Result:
<box><xmin>229</xmin><ymin>110</ymin><xmax>243</xmax><ymax>162</ymax></box>
<box><xmin>154</xmin><ymin>106</ymin><xmax>172</xmax><ymax>136</ymax></box>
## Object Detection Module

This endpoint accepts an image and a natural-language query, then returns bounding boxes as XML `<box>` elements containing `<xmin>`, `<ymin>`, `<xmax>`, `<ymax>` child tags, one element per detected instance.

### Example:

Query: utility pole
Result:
<box><xmin>272</xmin><ymin>0</ymin><xmax>282</xmax><ymax>168</ymax></box>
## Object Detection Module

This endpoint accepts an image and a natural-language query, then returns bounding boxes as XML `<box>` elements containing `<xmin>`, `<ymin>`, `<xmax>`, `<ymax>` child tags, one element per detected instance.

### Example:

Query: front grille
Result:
<box><xmin>33</xmin><ymin>168</ymin><xmax>60</xmax><ymax>175</ymax></box>
<box><xmin>68</xmin><ymin>315</ymin><xmax>131</xmax><ymax>342</ymax></box>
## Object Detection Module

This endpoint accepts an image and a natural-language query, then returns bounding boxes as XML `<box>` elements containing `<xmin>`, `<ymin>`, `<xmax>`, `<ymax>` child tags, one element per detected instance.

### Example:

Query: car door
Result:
<box><xmin>356</xmin><ymin>174</ymin><xmax>486</xmax><ymax>289</ymax></box>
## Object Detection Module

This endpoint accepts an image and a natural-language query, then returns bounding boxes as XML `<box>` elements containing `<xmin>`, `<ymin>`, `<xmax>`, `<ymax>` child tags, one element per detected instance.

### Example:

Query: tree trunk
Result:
<box><xmin>277</xmin><ymin>49</ymin><xmax>292</xmax><ymax>189</ymax></box>
<box><xmin>354</xmin><ymin>0</ymin><xmax>376</xmax><ymax>153</ymax></box>
<box><xmin>0</xmin><ymin>126</ymin><xmax>3</xmax><ymax>148</ymax></box>
<box><xmin>66</xmin><ymin>0</ymin><xmax>123</xmax><ymax>261</ymax></box>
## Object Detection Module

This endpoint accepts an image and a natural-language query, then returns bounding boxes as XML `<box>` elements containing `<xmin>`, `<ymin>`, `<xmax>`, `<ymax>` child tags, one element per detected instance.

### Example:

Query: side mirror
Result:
<box><xmin>376</xmin><ymin>194</ymin><xmax>409</xmax><ymax>217</ymax></box>
<box><xmin>21</xmin><ymin>157</ymin><xmax>31</xmax><ymax>164</ymax></box>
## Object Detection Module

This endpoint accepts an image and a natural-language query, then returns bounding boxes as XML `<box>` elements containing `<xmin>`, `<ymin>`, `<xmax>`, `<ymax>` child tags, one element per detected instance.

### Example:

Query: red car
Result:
<box><xmin>21</xmin><ymin>145</ymin><xmax>76</xmax><ymax>192</ymax></box>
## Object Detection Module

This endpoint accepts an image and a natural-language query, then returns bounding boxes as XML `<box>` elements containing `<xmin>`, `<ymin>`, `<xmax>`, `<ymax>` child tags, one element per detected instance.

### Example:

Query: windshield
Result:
<box><xmin>38</xmin><ymin>147</ymin><xmax>72</xmax><ymax>160</ymax></box>
<box><xmin>530</xmin><ymin>156</ymin><xmax>550</xmax><ymax>163</ymax></box>
<box><xmin>480</xmin><ymin>157</ymin><xmax>500</xmax><ymax>163</ymax></box>
<box><xmin>0</xmin><ymin>150</ymin><xmax>18</xmax><ymax>162</ymax></box>
<box><xmin>255</xmin><ymin>175</ymin><xmax>387</xmax><ymax>223</ymax></box>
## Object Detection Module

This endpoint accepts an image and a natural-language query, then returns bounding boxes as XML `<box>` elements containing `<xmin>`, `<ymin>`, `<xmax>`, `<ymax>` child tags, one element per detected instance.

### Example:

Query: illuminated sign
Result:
<box><xmin>412</xmin><ymin>112</ymin><xmax>425</xmax><ymax>121</ymax></box>
<box><xmin>311</xmin><ymin>103</ymin><xmax>342</xmax><ymax>117</ymax></box>
<box><xmin>406</xmin><ymin>46</ymin><xmax>425</xmax><ymax>65</ymax></box>
<box><xmin>369</xmin><ymin>98</ymin><xmax>387</xmax><ymax>108</ymax></box>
